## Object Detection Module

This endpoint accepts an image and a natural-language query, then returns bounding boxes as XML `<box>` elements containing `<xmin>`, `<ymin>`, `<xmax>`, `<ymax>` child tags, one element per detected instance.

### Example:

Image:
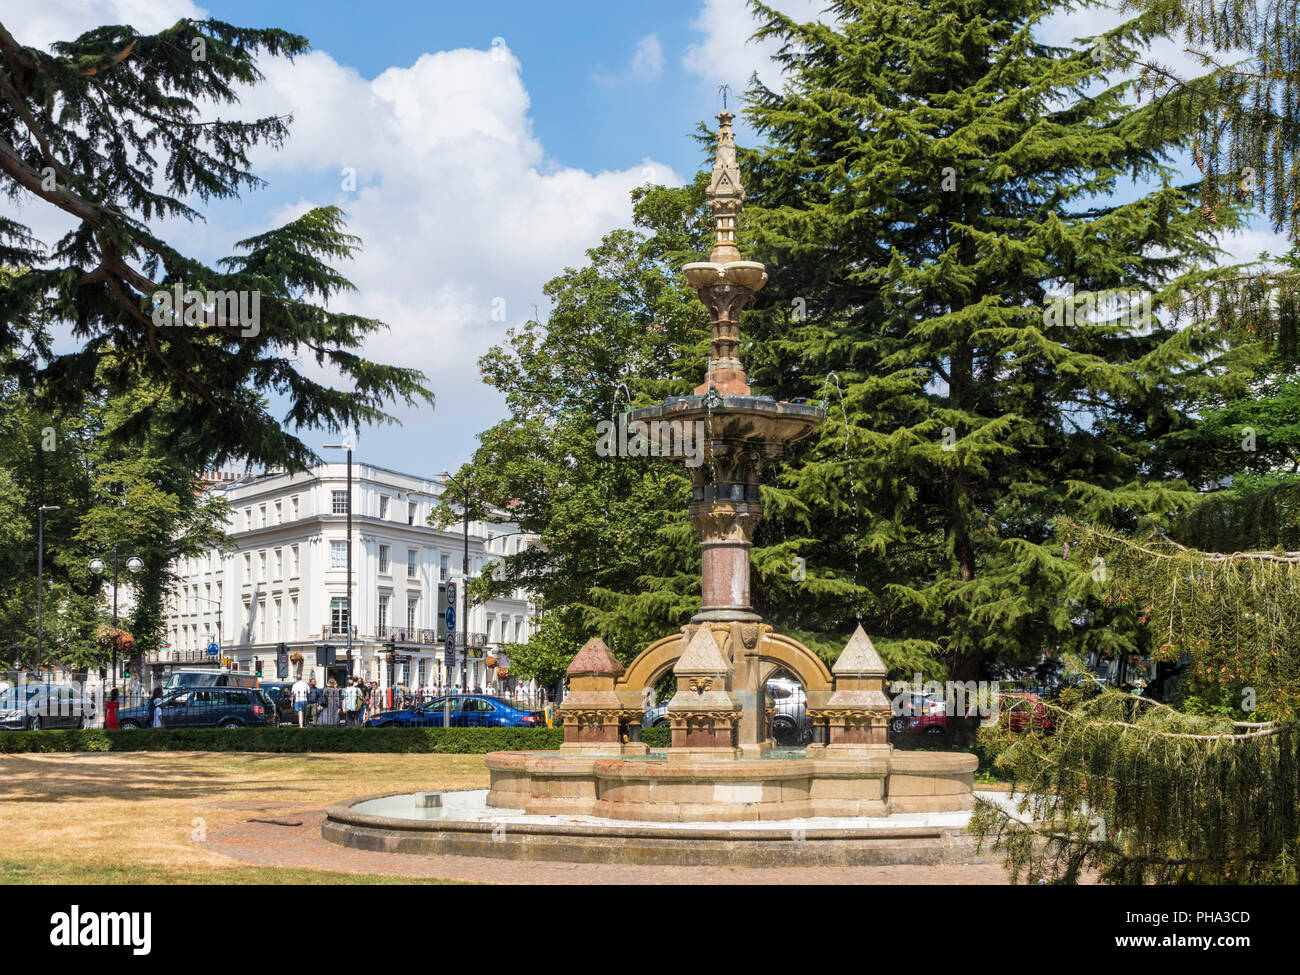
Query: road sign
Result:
<box><xmin>444</xmin><ymin>633</ymin><xmax>455</xmax><ymax>654</ymax></box>
<box><xmin>444</xmin><ymin>606</ymin><xmax>456</xmax><ymax>631</ymax></box>
<box><xmin>445</xmin><ymin>582</ymin><xmax>457</xmax><ymax>607</ymax></box>
<box><xmin>206</xmin><ymin>643</ymin><xmax>219</xmax><ymax>656</ymax></box>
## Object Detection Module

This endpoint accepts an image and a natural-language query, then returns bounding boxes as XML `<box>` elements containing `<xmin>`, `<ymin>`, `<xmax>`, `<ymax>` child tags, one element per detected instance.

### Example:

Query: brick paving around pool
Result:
<box><xmin>205</xmin><ymin>807</ymin><xmax>1019</xmax><ymax>884</ymax></box>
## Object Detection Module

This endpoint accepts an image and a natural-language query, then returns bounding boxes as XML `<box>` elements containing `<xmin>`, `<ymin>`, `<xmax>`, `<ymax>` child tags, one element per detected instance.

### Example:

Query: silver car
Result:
<box><xmin>643</xmin><ymin>676</ymin><xmax>811</xmax><ymax>746</ymax></box>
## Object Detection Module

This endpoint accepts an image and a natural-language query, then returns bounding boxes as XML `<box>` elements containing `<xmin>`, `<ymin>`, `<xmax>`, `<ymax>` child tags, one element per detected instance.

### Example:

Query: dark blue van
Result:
<box><xmin>118</xmin><ymin>686</ymin><xmax>276</xmax><ymax>729</ymax></box>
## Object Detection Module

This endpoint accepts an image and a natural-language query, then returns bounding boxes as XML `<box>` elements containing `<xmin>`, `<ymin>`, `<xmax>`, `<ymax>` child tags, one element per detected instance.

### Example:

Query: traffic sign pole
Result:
<box><xmin>444</xmin><ymin>581</ymin><xmax>457</xmax><ymax>728</ymax></box>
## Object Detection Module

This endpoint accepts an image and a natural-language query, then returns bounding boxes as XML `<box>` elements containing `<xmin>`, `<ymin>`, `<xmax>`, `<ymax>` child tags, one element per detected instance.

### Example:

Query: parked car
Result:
<box><xmin>0</xmin><ymin>684</ymin><xmax>96</xmax><ymax>730</ymax></box>
<box><xmin>994</xmin><ymin>691</ymin><xmax>1053</xmax><ymax>734</ymax></box>
<box><xmin>364</xmin><ymin>694</ymin><xmax>540</xmax><ymax>728</ymax></box>
<box><xmin>890</xmin><ymin>691</ymin><xmax>946</xmax><ymax>735</ymax></box>
<box><xmin>258</xmin><ymin>681</ymin><xmax>308</xmax><ymax>725</ymax></box>
<box><xmin>643</xmin><ymin>677</ymin><xmax>813</xmax><ymax>745</ymax></box>
<box><xmin>118</xmin><ymin>686</ymin><xmax>276</xmax><ymax>729</ymax></box>
<box><xmin>165</xmin><ymin>670</ymin><xmax>259</xmax><ymax>690</ymax></box>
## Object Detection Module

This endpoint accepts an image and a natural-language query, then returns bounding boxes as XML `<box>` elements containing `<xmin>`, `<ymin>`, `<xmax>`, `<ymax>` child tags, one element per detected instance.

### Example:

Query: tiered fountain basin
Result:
<box><xmin>629</xmin><ymin>395</ymin><xmax>825</xmax><ymax>452</ymax></box>
<box><xmin>322</xmin><ymin>780</ymin><xmax>999</xmax><ymax>868</ymax></box>
<box><xmin>483</xmin><ymin>748</ymin><xmax>977</xmax><ymax>822</ymax></box>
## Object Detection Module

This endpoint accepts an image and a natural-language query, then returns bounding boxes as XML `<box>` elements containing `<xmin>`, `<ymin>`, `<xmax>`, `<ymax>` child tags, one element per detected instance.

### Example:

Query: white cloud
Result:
<box><xmin>5</xmin><ymin>0</ymin><xmax>205</xmax><ymax>49</ymax></box>
<box><xmin>630</xmin><ymin>34</ymin><xmax>665</xmax><ymax>80</ymax></box>
<box><xmin>1</xmin><ymin>2</ymin><xmax>681</xmax><ymax>469</ymax></box>
<box><xmin>682</xmin><ymin>0</ymin><xmax>828</xmax><ymax>94</ymax></box>
<box><xmin>229</xmin><ymin>41</ymin><xmax>680</xmax><ymax>465</ymax></box>
<box><xmin>593</xmin><ymin>32</ymin><xmax>665</xmax><ymax>86</ymax></box>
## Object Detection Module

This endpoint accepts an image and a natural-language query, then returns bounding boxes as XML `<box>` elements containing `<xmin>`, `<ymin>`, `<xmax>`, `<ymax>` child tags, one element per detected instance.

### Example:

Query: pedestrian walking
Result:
<box><xmin>342</xmin><ymin>679</ymin><xmax>363</xmax><ymax>726</ymax></box>
<box><xmin>291</xmin><ymin>673</ymin><xmax>311</xmax><ymax>727</ymax></box>
<box><xmin>307</xmin><ymin>677</ymin><xmax>320</xmax><ymax>724</ymax></box>
<box><xmin>148</xmin><ymin>687</ymin><xmax>164</xmax><ymax>729</ymax></box>
<box><xmin>318</xmin><ymin>678</ymin><xmax>342</xmax><ymax>726</ymax></box>
<box><xmin>105</xmin><ymin>688</ymin><xmax>120</xmax><ymax>730</ymax></box>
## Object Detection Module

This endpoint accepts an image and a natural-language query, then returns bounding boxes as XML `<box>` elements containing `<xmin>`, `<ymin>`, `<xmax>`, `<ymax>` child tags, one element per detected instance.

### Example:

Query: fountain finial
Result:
<box><xmin>706</xmin><ymin>111</ymin><xmax>745</xmax><ymax>264</ymax></box>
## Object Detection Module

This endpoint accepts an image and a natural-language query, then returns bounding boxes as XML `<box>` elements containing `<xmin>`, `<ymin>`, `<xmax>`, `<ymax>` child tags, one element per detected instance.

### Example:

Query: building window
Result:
<box><xmin>407</xmin><ymin>598</ymin><xmax>417</xmax><ymax>632</ymax></box>
<box><xmin>244</xmin><ymin>507</ymin><xmax>252</xmax><ymax>530</ymax></box>
<box><xmin>259</xmin><ymin>504</ymin><xmax>267</xmax><ymax>527</ymax></box>
<box><xmin>378</xmin><ymin>595</ymin><xmax>389</xmax><ymax>632</ymax></box>
<box><xmin>243</xmin><ymin>553</ymin><xmax>252</xmax><ymax>579</ymax></box>
<box><xmin>515</xmin><ymin>619</ymin><xmax>522</xmax><ymax>642</ymax></box>
<box><xmin>289</xmin><ymin>596</ymin><xmax>298</xmax><ymax>638</ymax></box>
<box><xmin>379</xmin><ymin>495</ymin><xmax>390</xmax><ymax>519</ymax></box>
<box><xmin>274</xmin><ymin>501</ymin><xmax>282</xmax><ymax>524</ymax></box>
<box><xmin>378</xmin><ymin>544</ymin><xmax>390</xmax><ymax>574</ymax></box>
<box><xmin>407</xmin><ymin>549</ymin><xmax>417</xmax><ymax>578</ymax></box>
<box><xmin>439</xmin><ymin>553</ymin><xmax>450</xmax><ymax>580</ymax></box>
<box><xmin>487</xmin><ymin>616</ymin><xmax>495</xmax><ymax>642</ymax></box>
<box><xmin>408</xmin><ymin>501</ymin><xmax>417</xmax><ymax>525</ymax></box>
<box><xmin>291</xmin><ymin>495</ymin><xmax>300</xmax><ymax>520</ymax></box>
<box><xmin>330</xmin><ymin>598</ymin><xmax>350</xmax><ymax>636</ymax></box>
<box><xmin>273</xmin><ymin>547</ymin><xmax>282</xmax><ymax>578</ymax></box>
<box><xmin>258</xmin><ymin>599</ymin><xmax>267</xmax><ymax>641</ymax></box>
<box><xmin>258</xmin><ymin>551</ymin><xmax>267</xmax><ymax>581</ymax></box>
<box><xmin>290</xmin><ymin>545</ymin><xmax>299</xmax><ymax>577</ymax></box>
<box><xmin>331</xmin><ymin>540</ymin><xmax>348</xmax><ymax>568</ymax></box>
<box><xmin>332</xmin><ymin>490</ymin><xmax>348</xmax><ymax>514</ymax></box>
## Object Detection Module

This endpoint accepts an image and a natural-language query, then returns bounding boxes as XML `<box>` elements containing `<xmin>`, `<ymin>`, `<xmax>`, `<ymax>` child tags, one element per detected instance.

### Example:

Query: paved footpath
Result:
<box><xmin>206</xmin><ymin>808</ymin><xmax>1016</xmax><ymax>884</ymax></box>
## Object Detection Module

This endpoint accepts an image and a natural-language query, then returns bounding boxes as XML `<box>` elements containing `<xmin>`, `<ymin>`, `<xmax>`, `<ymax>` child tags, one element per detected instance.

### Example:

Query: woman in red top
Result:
<box><xmin>104</xmin><ymin>689</ymin><xmax>119</xmax><ymax>730</ymax></box>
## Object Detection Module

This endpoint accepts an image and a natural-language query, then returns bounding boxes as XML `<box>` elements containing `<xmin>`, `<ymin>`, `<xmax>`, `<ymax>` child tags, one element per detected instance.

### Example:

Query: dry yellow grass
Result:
<box><xmin>0</xmin><ymin>751</ymin><xmax>490</xmax><ymax>884</ymax></box>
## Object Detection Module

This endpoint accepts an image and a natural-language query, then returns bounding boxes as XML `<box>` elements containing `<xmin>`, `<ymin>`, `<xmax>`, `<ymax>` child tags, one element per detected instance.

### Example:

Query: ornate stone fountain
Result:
<box><xmin>481</xmin><ymin>112</ymin><xmax>975</xmax><ymax>821</ymax></box>
<box><xmin>321</xmin><ymin>113</ymin><xmax>979</xmax><ymax>865</ymax></box>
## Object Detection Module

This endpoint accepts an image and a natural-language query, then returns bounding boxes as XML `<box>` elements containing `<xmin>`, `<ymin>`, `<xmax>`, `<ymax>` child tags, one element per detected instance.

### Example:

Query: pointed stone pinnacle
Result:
<box><xmin>566</xmin><ymin>637</ymin><xmax>624</xmax><ymax>677</ymax></box>
<box><xmin>673</xmin><ymin>625</ymin><xmax>732</xmax><ymax>675</ymax></box>
<box><xmin>833</xmin><ymin>624</ymin><xmax>887</xmax><ymax>678</ymax></box>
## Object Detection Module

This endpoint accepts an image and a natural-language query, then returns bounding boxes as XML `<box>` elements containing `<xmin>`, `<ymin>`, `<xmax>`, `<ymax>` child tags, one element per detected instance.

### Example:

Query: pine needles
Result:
<box><xmin>972</xmin><ymin>688</ymin><xmax>1300</xmax><ymax>884</ymax></box>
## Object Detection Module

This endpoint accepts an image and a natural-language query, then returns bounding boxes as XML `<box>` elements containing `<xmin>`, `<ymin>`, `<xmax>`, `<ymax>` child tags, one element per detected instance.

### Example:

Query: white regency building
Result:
<box><xmin>153</xmin><ymin>462</ymin><xmax>536</xmax><ymax>692</ymax></box>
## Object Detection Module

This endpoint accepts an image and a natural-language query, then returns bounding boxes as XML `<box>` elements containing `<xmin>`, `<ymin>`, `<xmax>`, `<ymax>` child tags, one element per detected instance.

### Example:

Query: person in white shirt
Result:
<box><xmin>291</xmin><ymin>676</ymin><xmax>310</xmax><ymax>727</ymax></box>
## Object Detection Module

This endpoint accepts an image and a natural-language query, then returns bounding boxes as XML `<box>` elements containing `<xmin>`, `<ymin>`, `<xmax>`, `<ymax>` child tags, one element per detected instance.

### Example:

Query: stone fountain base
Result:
<box><xmin>484</xmin><ymin>748</ymin><xmax>976</xmax><ymax>822</ymax></box>
<box><xmin>321</xmin><ymin>781</ymin><xmax>998</xmax><ymax>868</ymax></box>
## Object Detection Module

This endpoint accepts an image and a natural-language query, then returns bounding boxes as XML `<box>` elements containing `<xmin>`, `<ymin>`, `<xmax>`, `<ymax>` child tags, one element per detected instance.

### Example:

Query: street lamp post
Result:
<box><xmin>36</xmin><ymin>506</ymin><xmax>60</xmax><ymax>674</ymax></box>
<box><xmin>89</xmin><ymin>547</ymin><xmax>144</xmax><ymax>692</ymax></box>
<box><xmin>324</xmin><ymin>442</ymin><xmax>354</xmax><ymax>677</ymax></box>
<box><xmin>440</xmin><ymin>472</ymin><xmax>471</xmax><ymax>695</ymax></box>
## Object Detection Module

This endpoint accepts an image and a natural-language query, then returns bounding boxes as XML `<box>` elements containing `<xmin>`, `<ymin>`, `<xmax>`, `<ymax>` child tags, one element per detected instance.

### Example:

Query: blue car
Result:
<box><xmin>364</xmin><ymin>694</ymin><xmax>540</xmax><ymax>728</ymax></box>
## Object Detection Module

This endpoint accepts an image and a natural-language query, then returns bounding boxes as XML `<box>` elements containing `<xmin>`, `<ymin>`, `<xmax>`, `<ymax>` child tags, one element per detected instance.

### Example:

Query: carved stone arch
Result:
<box><xmin>616</xmin><ymin>632</ymin><xmax>687</xmax><ymax>701</ymax></box>
<box><xmin>756</xmin><ymin>632</ymin><xmax>832</xmax><ymax>695</ymax></box>
<box><xmin>614</xmin><ymin>627</ymin><xmax>833</xmax><ymax>709</ymax></box>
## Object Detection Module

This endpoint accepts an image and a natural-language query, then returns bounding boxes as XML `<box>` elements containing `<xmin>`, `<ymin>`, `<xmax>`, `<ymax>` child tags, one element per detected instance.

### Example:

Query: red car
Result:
<box><xmin>995</xmin><ymin>691</ymin><xmax>1053</xmax><ymax>733</ymax></box>
<box><xmin>891</xmin><ymin>692</ymin><xmax>946</xmax><ymax>735</ymax></box>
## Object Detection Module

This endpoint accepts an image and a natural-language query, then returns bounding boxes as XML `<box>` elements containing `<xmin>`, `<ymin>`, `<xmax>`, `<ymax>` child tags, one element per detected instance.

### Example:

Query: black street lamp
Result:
<box><xmin>89</xmin><ymin>546</ymin><xmax>144</xmax><ymax>691</ymax></box>
<box><xmin>36</xmin><ymin>505</ymin><xmax>60</xmax><ymax>674</ymax></box>
<box><xmin>439</xmin><ymin>471</ymin><xmax>471</xmax><ymax>696</ymax></box>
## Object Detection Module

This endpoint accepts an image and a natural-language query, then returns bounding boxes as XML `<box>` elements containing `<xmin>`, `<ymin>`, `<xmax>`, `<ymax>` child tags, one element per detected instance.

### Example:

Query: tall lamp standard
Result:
<box><xmin>324</xmin><ymin>442</ymin><xmax>354</xmax><ymax>676</ymax></box>
<box><xmin>88</xmin><ymin>547</ymin><xmax>144</xmax><ymax>691</ymax></box>
<box><xmin>439</xmin><ymin>472</ymin><xmax>471</xmax><ymax>697</ymax></box>
<box><xmin>36</xmin><ymin>505</ymin><xmax>60</xmax><ymax>674</ymax></box>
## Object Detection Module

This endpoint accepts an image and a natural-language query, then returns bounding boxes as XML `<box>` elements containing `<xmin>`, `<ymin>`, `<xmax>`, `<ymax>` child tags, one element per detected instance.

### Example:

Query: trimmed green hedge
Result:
<box><xmin>0</xmin><ymin>723</ymin><xmax>673</xmax><ymax>754</ymax></box>
<box><xmin>0</xmin><ymin>726</ymin><xmax>565</xmax><ymax>754</ymax></box>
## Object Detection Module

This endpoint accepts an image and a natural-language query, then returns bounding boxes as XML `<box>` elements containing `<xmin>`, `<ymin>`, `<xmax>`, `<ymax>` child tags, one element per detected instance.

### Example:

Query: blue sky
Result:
<box><xmin>7</xmin><ymin>1</ymin><xmax>1289</xmax><ymax>479</ymax></box>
